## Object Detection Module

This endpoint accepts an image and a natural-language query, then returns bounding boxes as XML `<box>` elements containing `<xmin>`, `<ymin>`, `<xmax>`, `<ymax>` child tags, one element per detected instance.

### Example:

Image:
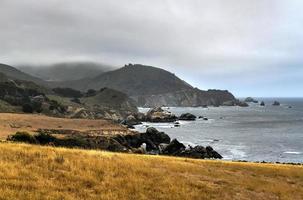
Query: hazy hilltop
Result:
<box><xmin>18</xmin><ymin>62</ymin><xmax>113</xmax><ymax>81</ymax></box>
<box><xmin>72</xmin><ymin>64</ymin><xmax>194</xmax><ymax>96</ymax></box>
<box><xmin>0</xmin><ymin>63</ymin><xmax>47</xmax><ymax>86</ymax></box>
<box><xmin>57</xmin><ymin>64</ymin><xmax>236</xmax><ymax>107</ymax></box>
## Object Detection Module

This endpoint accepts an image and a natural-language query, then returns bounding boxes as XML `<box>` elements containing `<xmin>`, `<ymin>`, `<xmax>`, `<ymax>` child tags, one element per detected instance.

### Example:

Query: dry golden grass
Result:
<box><xmin>0</xmin><ymin>113</ymin><xmax>129</xmax><ymax>139</ymax></box>
<box><xmin>0</xmin><ymin>143</ymin><xmax>302</xmax><ymax>200</ymax></box>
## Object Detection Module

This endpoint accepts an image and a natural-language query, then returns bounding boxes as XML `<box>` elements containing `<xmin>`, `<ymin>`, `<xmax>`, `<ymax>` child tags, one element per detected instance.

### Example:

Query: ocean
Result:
<box><xmin>135</xmin><ymin>98</ymin><xmax>303</xmax><ymax>163</ymax></box>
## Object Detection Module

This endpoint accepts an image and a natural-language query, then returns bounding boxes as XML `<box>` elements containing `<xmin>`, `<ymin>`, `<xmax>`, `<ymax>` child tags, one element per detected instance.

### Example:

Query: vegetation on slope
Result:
<box><xmin>0</xmin><ymin>113</ymin><xmax>129</xmax><ymax>139</ymax></box>
<box><xmin>0</xmin><ymin>143</ymin><xmax>302</xmax><ymax>200</ymax></box>
<box><xmin>0</xmin><ymin>63</ymin><xmax>47</xmax><ymax>86</ymax></box>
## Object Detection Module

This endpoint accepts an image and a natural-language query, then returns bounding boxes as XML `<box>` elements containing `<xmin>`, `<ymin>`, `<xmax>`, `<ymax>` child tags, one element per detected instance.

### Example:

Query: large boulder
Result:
<box><xmin>145</xmin><ymin>107</ymin><xmax>177</xmax><ymax>122</ymax></box>
<box><xmin>162</xmin><ymin>139</ymin><xmax>186</xmax><ymax>155</ymax></box>
<box><xmin>260</xmin><ymin>101</ymin><xmax>265</xmax><ymax>106</ymax></box>
<box><xmin>114</xmin><ymin>127</ymin><xmax>171</xmax><ymax>152</ymax></box>
<box><xmin>176</xmin><ymin>145</ymin><xmax>223</xmax><ymax>159</ymax></box>
<box><xmin>179</xmin><ymin>113</ymin><xmax>197</xmax><ymax>121</ymax></box>
<box><xmin>121</xmin><ymin>115</ymin><xmax>142</xmax><ymax>127</ymax></box>
<box><xmin>144</xmin><ymin>127</ymin><xmax>171</xmax><ymax>145</ymax></box>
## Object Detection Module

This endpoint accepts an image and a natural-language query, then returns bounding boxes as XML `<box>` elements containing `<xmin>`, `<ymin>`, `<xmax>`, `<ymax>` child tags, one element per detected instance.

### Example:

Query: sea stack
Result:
<box><xmin>272</xmin><ymin>101</ymin><xmax>280</xmax><ymax>106</ymax></box>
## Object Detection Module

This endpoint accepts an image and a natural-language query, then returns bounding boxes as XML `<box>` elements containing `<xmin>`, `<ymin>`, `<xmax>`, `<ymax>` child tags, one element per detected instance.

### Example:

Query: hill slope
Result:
<box><xmin>19</xmin><ymin>62</ymin><xmax>113</xmax><ymax>81</ymax></box>
<box><xmin>0</xmin><ymin>63</ymin><xmax>47</xmax><ymax>86</ymax></box>
<box><xmin>57</xmin><ymin>64</ymin><xmax>236</xmax><ymax>107</ymax></box>
<box><xmin>0</xmin><ymin>143</ymin><xmax>302</xmax><ymax>200</ymax></box>
<box><xmin>0</xmin><ymin>64</ymin><xmax>137</xmax><ymax>119</ymax></box>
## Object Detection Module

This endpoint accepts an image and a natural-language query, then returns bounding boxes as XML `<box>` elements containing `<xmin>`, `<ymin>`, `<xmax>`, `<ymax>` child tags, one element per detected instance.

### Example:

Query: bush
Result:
<box><xmin>8</xmin><ymin>132</ymin><xmax>37</xmax><ymax>144</ymax></box>
<box><xmin>48</xmin><ymin>100</ymin><xmax>67</xmax><ymax>113</ymax></box>
<box><xmin>52</xmin><ymin>88</ymin><xmax>83</xmax><ymax>98</ymax></box>
<box><xmin>32</xmin><ymin>101</ymin><xmax>43</xmax><ymax>113</ymax></box>
<box><xmin>35</xmin><ymin>132</ymin><xmax>56</xmax><ymax>145</ymax></box>
<box><xmin>54</xmin><ymin>136</ymin><xmax>91</xmax><ymax>148</ymax></box>
<box><xmin>86</xmin><ymin>89</ymin><xmax>97</xmax><ymax>97</ymax></box>
<box><xmin>22</xmin><ymin>104</ymin><xmax>33</xmax><ymax>113</ymax></box>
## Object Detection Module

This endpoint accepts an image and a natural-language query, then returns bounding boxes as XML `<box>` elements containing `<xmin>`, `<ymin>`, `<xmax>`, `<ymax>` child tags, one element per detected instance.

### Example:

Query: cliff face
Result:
<box><xmin>133</xmin><ymin>88</ymin><xmax>235</xmax><ymax>107</ymax></box>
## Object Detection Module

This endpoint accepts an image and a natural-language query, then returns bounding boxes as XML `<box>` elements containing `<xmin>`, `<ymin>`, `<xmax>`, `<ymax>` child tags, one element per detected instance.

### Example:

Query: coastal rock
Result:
<box><xmin>179</xmin><ymin>113</ymin><xmax>197</xmax><ymax>121</ymax></box>
<box><xmin>170</xmin><ymin>145</ymin><xmax>223</xmax><ymax>159</ymax></box>
<box><xmin>145</xmin><ymin>107</ymin><xmax>177</xmax><ymax>122</ymax></box>
<box><xmin>222</xmin><ymin>100</ymin><xmax>236</xmax><ymax>106</ymax></box>
<box><xmin>273</xmin><ymin>101</ymin><xmax>280</xmax><ymax>106</ymax></box>
<box><xmin>177</xmin><ymin>146</ymin><xmax>208</xmax><ymax>159</ymax></box>
<box><xmin>162</xmin><ymin>139</ymin><xmax>186</xmax><ymax>155</ymax></box>
<box><xmin>10</xmin><ymin>127</ymin><xmax>222</xmax><ymax>160</ymax></box>
<box><xmin>237</xmin><ymin>101</ymin><xmax>249</xmax><ymax>107</ymax></box>
<box><xmin>145</xmin><ymin>127</ymin><xmax>171</xmax><ymax>146</ymax></box>
<box><xmin>114</xmin><ymin>127</ymin><xmax>171</xmax><ymax>152</ymax></box>
<box><xmin>260</xmin><ymin>101</ymin><xmax>265</xmax><ymax>106</ymax></box>
<box><xmin>121</xmin><ymin>115</ymin><xmax>142</xmax><ymax>127</ymax></box>
<box><xmin>245</xmin><ymin>97</ymin><xmax>258</xmax><ymax>103</ymax></box>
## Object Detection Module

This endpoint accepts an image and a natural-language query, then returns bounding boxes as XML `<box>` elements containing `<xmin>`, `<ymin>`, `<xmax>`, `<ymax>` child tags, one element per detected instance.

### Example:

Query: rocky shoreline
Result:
<box><xmin>8</xmin><ymin>127</ymin><xmax>223</xmax><ymax>160</ymax></box>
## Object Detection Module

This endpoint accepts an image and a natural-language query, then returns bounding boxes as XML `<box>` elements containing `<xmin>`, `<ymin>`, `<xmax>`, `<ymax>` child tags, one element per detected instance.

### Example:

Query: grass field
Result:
<box><xmin>0</xmin><ymin>113</ymin><xmax>130</xmax><ymax>139</ymax></box>
<box><xmin>0</xmin><ymin>142</ymin><xmax>302</xmax><ymax>200</ymax></box>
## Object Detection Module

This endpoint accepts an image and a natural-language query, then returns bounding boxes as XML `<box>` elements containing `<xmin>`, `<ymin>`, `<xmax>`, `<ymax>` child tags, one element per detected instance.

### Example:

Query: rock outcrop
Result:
<box><xmin>144</xmin><ymin>107</ymin><xmax>177</xmax><ymax>122</ymax></box>
<box><xmin>9</xmin><ymin>127</ymin><xmax>222</xmax><ymax>160</ymax></box>
<box><xmin>179</xmin><ymin>113</ymin><xmax>197</xmax><ymax>121</ymax></box>
<box><xmin>245</xmin><ymin>97</ymin><xmax>258</xmax><ymax>103</ymax></box>
<box><xmin>273</xmin><ymin>101</ymin><xmax>280</xmax><ymax>106</ymax></box>
<box><xmin>134</xmin><ymin>88</ymin><xmax>237</xmax><ymax>107</ymax></box>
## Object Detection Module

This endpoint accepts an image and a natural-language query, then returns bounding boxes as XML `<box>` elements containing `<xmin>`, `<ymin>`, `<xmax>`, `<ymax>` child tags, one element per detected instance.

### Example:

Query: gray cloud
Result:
<box><xmin>0</xmin><ymin>0</ymin><xmax>302</xmax><ymax>96</ymax></box>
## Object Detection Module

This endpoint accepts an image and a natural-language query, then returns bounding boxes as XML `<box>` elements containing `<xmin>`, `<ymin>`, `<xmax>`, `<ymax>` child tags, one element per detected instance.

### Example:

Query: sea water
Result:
<box><xmin>135</xmin><ymin>98</ymin><xmax>303</xmax><ymax>163</ymax></box>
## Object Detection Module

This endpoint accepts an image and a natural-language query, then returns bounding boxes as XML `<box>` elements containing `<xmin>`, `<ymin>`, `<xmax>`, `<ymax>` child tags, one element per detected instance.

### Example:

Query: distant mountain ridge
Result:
<box><xmin>1</xmin><ymin>62</ymin><xmax>237</xmax><ymax>107</ymax></box>
<box><xmin>54</xmin><ymin>64</ymin><xmax>236</xmax><ymax>107</ymax></box>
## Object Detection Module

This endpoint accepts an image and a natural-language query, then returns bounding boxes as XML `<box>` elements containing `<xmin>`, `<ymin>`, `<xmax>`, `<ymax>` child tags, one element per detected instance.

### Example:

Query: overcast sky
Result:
<box><xmin>0</xmin><ymin>0</ymin><xmax>302</xmax><ymax>97</ymax></box>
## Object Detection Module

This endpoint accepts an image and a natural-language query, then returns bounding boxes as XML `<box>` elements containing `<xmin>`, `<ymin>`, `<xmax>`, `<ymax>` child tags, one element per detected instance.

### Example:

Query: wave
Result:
<box><xmin>283</xmin><ymin>151</ymin><xmax>302</xmax><ymax>155</ymax></box>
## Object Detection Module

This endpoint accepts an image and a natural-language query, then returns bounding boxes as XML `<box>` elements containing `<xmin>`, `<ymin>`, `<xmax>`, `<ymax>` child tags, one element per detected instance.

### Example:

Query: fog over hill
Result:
<box><xmin>0</xmin><ymin>63</ymin><xmax>46</xmax><ymax>85</ymax></box>
<box><xmin>18</xmin><ymin>62</ymin><xmax>114</xmax><ymax>81</ymax></box>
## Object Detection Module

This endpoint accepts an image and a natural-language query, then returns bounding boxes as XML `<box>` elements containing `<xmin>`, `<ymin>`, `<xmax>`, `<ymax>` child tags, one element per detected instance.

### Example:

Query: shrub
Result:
<box><xmin>22</xmin><ymin>104</ymin><xmax>33</xmax><ymax>113</ymax></box>
<box><xmin>86</xmin><ymin>89</ymin><xmax>97</xmax><ymax>97</ymax></box>
<box><xmin>35</xmin><ymin>132</ymin><xmax>56</xmax><ymax>145</ymax></box>
<box><xmin>32</xmin><ymin>101</ymin><xmax>43</xmax><ymax>113</ymax></box>
<box><xmin>48</xmin><ymin>100</ymin><xmax>67</xmax><ymax>113</ymax></box>
<box><xmin>54</xmin><ymin>136</ymin><xmax>91</xmax><ymax>148</ymax></box>
<box><xmin>52</xmin><ymin>88</ymin><xmax>83</xmax><ymax>98</ymax></box>
<box><xmin>8</xmin><ymin>132</ymin><xmax>37</xmax><ymax>144</ymax></box>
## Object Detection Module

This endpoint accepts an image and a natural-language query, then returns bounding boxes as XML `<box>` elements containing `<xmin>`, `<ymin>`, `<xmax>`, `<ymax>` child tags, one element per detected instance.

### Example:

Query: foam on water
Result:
<box><xmin>283</xmin><ymin>152</ymin><xmax>302</xmax><ymax>155</ymax></box>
